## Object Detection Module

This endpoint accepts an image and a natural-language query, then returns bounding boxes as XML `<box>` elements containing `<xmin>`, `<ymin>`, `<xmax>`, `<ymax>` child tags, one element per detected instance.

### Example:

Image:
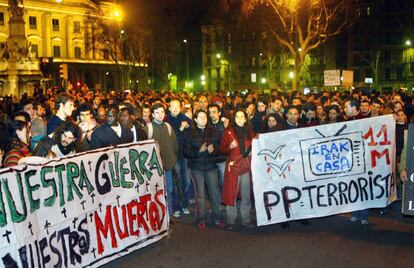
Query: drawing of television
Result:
<box><xmin>299</xmin><ymin>131</ymin><xmax>366</xmax><ymax>182</ymax></box>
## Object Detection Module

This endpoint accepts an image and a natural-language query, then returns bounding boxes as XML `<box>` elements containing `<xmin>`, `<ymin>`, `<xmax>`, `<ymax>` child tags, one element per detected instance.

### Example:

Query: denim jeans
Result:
<box><xmin>216</xmin><ymin>161</ymin><xmax>226</xmax><ymax>205</ymax></box>
<box><xmin>190</xmin><ymin>168</ymin><xmax>222</xmax><ymax>223</ymax></box>
<box><xmin>173</xmin><ymin>158</ymin><xmax>192</xmax><ymax>211</ymax></box>
<box><xmin>226</xmin><ymin>172</ymin><xmax>251</xmax><ymax>225</ymax></box>
<box><xmin>164</xmin><ymin>170</ymin><xmax>174</xmax><ymax>217</ymax></box>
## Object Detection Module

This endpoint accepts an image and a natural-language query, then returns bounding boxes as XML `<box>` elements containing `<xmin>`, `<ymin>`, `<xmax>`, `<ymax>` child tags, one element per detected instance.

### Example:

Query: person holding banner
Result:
<box><xmin>220</xmin><ymin>109</ymin><xmax>255</xmax><ymax>229</ymax></box>
<box><xmin>33</xmin><ymin>121</ymin><xmax>81</xmax><ymax>158</ymax></box>
<box><xmin>183</xmin><ymin>110</ymin><xmax>224</xmax><ymax>230</ymax></box>
<box><xmin>3</xmin><ymin>120</ymin><xmax>31</xmax><ymax>166</ymax></box>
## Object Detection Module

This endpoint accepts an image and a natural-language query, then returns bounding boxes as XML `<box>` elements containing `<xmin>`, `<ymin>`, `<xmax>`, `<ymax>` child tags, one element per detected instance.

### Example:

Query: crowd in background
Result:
<box><xmin>0</xmin><ymin>85</ymin><xmax>413</xmax><ymax>229</ymax></box>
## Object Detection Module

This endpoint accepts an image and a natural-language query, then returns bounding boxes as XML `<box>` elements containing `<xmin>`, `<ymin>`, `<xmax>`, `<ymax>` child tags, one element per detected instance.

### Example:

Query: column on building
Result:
<box><xmin>66</xmin><ymin>15</ymin><xmax>73</xmax><ymax>58</ymax></box>
<box><xmin>41</xmin><ymin>13</ymin><xmax>52</xmax><ymax>56</ymax></box>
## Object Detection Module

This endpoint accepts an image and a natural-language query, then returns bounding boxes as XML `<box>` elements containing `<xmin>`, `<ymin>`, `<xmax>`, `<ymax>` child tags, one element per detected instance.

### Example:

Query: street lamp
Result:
<box><xmin>183</xmin><ymin>39</ymin><xmax>189</xmax><ymax>83</ymax></box>
<box><xmin>406</xmin><ymin>40</ymin><xmax>412</xmax><ymax>46</ymax></box>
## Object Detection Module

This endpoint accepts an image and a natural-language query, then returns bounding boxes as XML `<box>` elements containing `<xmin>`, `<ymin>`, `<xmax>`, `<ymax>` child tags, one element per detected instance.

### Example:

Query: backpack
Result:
<box><xmin>147</xmin><ymin>122</ymin><xmax>172</xmax><ymax>139</ymax></box>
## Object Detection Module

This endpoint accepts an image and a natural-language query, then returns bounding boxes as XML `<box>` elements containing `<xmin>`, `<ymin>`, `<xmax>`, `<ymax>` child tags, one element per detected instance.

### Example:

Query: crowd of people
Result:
<box><xmin>0</xmin><ymin>85</ymin><xmax>412</xmax><ymax>230</ymax></box>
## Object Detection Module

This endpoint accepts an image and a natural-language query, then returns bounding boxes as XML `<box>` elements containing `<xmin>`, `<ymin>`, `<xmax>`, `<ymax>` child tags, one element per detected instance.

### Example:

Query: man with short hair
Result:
<box><xmin>47</xmin><ymin>94</ymin><xmax>75</xmax><ymax>134</ymax></box>
<box><xmin>144</xmin><ymin>103</ymin><xmax>178</xmax><ymax>219</ymax></box>
<box><xmin>359</xmin><ymin>99</ymin><xmax>371</xmax><ymax>118</ymax></box>
<box><xmin>119</xmin><ymin>107</ymin><xmax>147</xmax><ymax>142</ymax></box>
<box><xmin>165</xmin><ymin>98</ymin><xmax>191</xmax><ymax>218</ymax></box>
<box><xmin>90</xmin><ymin>105</ymin><xmax>133</xmax><ymax>149</ymax></box>
<box><xmin>284</xmin><ymin>106</ymin><xmax>301</xmax><ymax>130</ymax></box>
<box><xmin>344</xmin><ymin>99</ymin><xmax>363</xmax><ymax>120</ymax></box>
<box><xmin>77</xmin><ymin>103</ymin><xmax>98</xmax><ymax>152</ymax></box>
<box><xmin>208</xmin><ymin>103</ymin><xmax>227</xmax><ymax>199</ymax></box>
<box><xmin>371</xmin><ymin>99</ymin><xmax>383</xmax><ymax>117</ymax></box>
<box><xmin>19</xmin><ymin>99</ymin><xmax>35</xmax><ymax>122</ymax></box>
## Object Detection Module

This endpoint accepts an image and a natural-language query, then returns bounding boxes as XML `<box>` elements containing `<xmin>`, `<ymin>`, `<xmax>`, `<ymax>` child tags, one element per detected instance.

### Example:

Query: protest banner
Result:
<box><xmin>402</xmin><ymin>123</ymin><xmax>414</xmax><ymax>215</ymax></box>
<box><xmin>0</xmin><ymin>140</ymin><xmax>168</xmax><ymax>267</ymax></box>
<box><xmin>252</xmin><ymin>115</ymin><xmax>396</xmax><ymax>226</ymax></box>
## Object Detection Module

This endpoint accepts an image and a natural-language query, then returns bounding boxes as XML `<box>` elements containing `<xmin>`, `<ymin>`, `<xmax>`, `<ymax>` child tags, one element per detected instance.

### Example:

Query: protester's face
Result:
<box><xmin>16</xmin><ymin>126</ymin><xmax>30</xmax><ymax>145</ymax></box>
<box><xmin>395</xmin><ymin>110</ymin><xmax>406</xmax><ymax>124</ymax></box>
<box><xmin>371</xmin><ymin>103</ymin><xmax>382</xmax><ymax>116</ymax></box>
<box><xmin>169</xmin><ymin>100</ymin><xmax>181</xmax><ymax>116</ymax></box>
<box><xmin>62</xmin><ymin>101</ymin><xmax>75</xmax><ymax>117</ymax></box>
<box><xmin>208</xmin><ymin>107</ymin><xmax>220</xmax><ymax>123</ymax></box>
<box><xmin>235</xmin><ymin>111</ymin><xmax>246</xmax><ymax>127</ymax></box>
<box><xmin>393</xmin><ymin>95</ymin><xmax>402</xmax><ymax>103</ymax></box>
<box><xmin>329</xmin><ymin>109</ymin><xmax>339</xmax><ymax>121</ymax></box>
<box><xmin>60</xmin><ymin>131</ymin><xmax>76</xmax><ymax>147</ymax></box>
<box><xmin>360</xmin><ymin>102</ymin><xmax>370</xmax><ymax>114</ymax></box>
<box><xmin>106</xmin><ymin>108</ymin><xmax>118</xmax><ymax>125</ymax></box>
<box><xmin>142</xmin><ymin>108</ymin><xmax>151</xmax><ymax>120</ymax></box>
<box><xmin>246</xmin><ymin>104</ymin><xmax>255</xmax><ymax>116</ymax></box>
<box><xmin>152</xmin><ymin>107</ymin><xmax>165</xmax><ymax>122</ymax></box>
<box><xmin>97</xmin><ymin>107</ymin><xmax>106</xmax><ymax>122</ymax></box>
<box><xmin>23</xmin><ymin>103</ymin><xmax>35</xmax><ymax>120</ymax></box>
<box><xmin>195</xmin><ymin>112</ymin><xmax>208</xmax><ymax>128</ymax></box>
<box><xmin>305</xmin><ymin>110</ymin><xmax>316</xmax><ymax>121</ymax></box>
<box><xmin>119</xmin><ymin>110</ymin><xmax>132</xmax><ymax>127</ymax></box>
<box><xmin>268</xmin><ymin>116</ymin><xmax>277</xmax><ymax>128</ymax></box>
<box><xmin>317</xmin><ymin>105</ymin><xmax>324</xmax><ymax>115</ymax></box>
<box><xmin>79</xmin><ymin>111</ymin><xmax>92</xmax><ymax>123</ymax></box>
<box><xmin>37</xmin><ymin>105</ymin><xmax>46</xmax><ymax>117</ymax></box>
<box><xmin>287</xmin><ymin>108</ymin><xmax>299</xmax><ymax>125</ymax></box>
<box><xmin>272</xmin><ymin>100</ymin><xmax>282</xmax><ymax>112</ymax></box>
<box><xmin>198</xmin><ymin>96</ymin><xmax>208</xmax><ymax>110</ymax></box>
<box><xmin>257</xmin><ymin>101</ymin><xmax>267</xmax><ymax>112</ymax></box>
<box><xmin>292</xmin><ymin>98</ymin><xmax>301</xmax><ymax>106</ymax></box>
<box><xmin>94</xmin><ymin>96</ymin><xmax>101</xmax><ymax>106</ymax></box>
<box><xmin>344</xmin><ymin>101</ymin><xmax>355</xmax><ymax>117</ymax></box>
<box><xmin>393</xmin><ymin>102</ymin><xmax>403</xmax><ymax>113</ymax></box>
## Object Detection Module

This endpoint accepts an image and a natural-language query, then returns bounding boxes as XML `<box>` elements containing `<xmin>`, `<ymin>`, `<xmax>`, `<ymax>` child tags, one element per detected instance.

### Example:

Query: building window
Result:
<box><xmin>366</xmin><ymin>6</ymin><xmax>371</xmax><ymax>16</ymax></box>
<box><xmin>53</xmin><ymin>45</ymin><xmax>61</xmax><ymax>57</ymax></box>
<box><xmin>52</xmin><ymin>19</ymin><xmax>59</xmax><ymax>31</ymax></box>
<box><xmin>29</xmin><ymin>16</ymin><xmax>37</xmax><ymax>29</ymax></box>
<box><xmin>251</xmin><ymin>57</ymin><xmax>256</xmax><ymax>67</ymax></box>
<box><xmin>74</xmin><ymin>47</ymin><xmax>81</xmax><ymax>58</ymax></box>
<box><xmin>31</xmin><ymin>44</ymin><xmax>38</xmax><ymax>57</ymax></box>
<box><xmin>74</xmin><ymin>21</ymin><xmax>80</xmax><ymax>33</ymax></box>
<box><xmin>0</xmin><ymin>13</ymin><xmax>4</xmax><ymax>26</ymax></box>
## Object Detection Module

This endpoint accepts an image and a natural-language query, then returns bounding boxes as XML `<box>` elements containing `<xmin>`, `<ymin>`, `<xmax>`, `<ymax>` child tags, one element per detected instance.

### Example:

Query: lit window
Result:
<box><xmin>0</xmin><ymin>13</ymin><xmax>4</xmax><ymax>26</ymax></box>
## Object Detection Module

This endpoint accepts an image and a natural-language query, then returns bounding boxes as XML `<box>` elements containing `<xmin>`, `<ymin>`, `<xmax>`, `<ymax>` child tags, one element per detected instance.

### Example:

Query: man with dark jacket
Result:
<box><xmin>90</xmin><ymin>105</ymin><xmax>133</xmax><ymax>150</ymax></box>
<box><xmin>165</xmin><ymin>98</ymin><xmax>192</xmax><ymax>218</ymax></box>
<box><xmin>119</xmin><ymin>107</ymin><xmax>147</xmax><ymax>142</ymax></box>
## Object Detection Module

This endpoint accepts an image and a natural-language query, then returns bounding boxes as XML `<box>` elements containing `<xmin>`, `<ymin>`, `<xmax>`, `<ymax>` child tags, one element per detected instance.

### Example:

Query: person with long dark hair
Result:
<box><xmin>220</xmin><ymin>109</ymin><xmax>255</xmax><ymax>229</ymax></box>
<box><xmin>4</xmin><ymin>120</ymin><xmax>31</xmax><ymax>167</ymax></box>
<box><xmin>34</xmin><ymin>121</ymin><xmax>81</xmax><ymax>158</ymax></box>
<box><xmin>183</xmin><ymin>110</ymin><xmax>224</xmax><ymax>230</ymax></box>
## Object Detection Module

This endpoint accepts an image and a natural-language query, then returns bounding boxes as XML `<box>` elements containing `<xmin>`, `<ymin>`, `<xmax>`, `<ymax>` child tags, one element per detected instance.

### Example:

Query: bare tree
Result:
<box><xmin>224</xmin><ymin>0</ymin><xmax>356</xmax><ymax>90</ymax></box>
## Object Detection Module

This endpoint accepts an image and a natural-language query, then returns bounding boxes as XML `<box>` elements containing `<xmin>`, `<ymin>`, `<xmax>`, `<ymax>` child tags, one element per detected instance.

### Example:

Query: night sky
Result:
<box><xmin>121</xmin><ymin>0</ymin><xmax>219</xmax><ymax>80</ymax></box>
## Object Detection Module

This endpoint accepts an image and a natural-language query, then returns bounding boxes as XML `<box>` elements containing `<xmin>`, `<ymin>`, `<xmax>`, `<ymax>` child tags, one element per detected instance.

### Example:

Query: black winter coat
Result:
<box><xmin>183</xmin><ymin>125</ymin><xmax>221</xmax><ymax>171</ymax></box>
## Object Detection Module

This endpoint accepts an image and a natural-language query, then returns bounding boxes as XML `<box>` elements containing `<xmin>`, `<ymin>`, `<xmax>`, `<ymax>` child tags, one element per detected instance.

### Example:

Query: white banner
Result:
<box><xmin>252</xmin><ymin>115</ymin><xmax>396</xmax><ymax>226</ymax></box>
<box><xmin>0</xmin><ymin>140</ymin><xmax>168</xmax><ymax>267</ymax></box>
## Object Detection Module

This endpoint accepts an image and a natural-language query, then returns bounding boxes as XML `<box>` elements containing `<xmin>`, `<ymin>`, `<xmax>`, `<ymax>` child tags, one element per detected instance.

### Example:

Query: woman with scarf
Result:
<box><xmin>220</xmin><ymin>109</ymin><xmax>255</xmax><ymax>229</ymax></box>
<box><xmin>4</xmin><ymin>120</ymin><xmax>31</xmax><ymax>167</ymax></box>
<box><xmin>183</xmin><ymin>110</ymin><xmax>224</xmax><ymax>230</ymax></box>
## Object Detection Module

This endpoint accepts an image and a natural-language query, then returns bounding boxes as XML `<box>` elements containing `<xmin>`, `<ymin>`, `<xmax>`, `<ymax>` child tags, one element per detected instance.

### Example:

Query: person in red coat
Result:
<box><xmin>220</xmin><ymin>109</ymin><xmax>255</xmax><ymax>229</ymax></box>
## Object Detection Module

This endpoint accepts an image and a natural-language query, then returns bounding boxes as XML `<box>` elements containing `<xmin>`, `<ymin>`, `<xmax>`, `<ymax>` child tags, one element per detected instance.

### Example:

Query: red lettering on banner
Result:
<box><xmin>94</xmin><ymin>190</ymin><xmax>167</xmax><ymax>254</ymax></box>
<box><xmin>363</xmin><ymin>124</ymin><xmax>392</xmax><ymax>167</ymax></box>
<box><xmin>95</xmin><ymin>207</ymin><xmax>118</xmax><ymax>255</ymax></box>
<box><xmin>371</xmin><ymin>149</ymin><xmax>391</xmax><ymax>168</ymax></box>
